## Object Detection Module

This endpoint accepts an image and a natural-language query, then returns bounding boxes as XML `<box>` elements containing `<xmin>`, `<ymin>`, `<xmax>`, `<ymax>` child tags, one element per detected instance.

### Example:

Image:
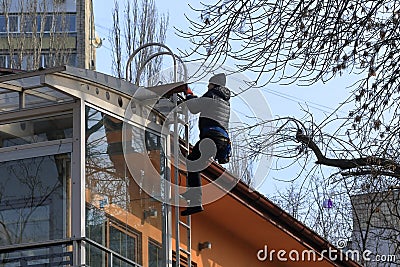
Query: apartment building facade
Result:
<box><xmin>0</xmin><ymin>0</ymin><xmax>96</xmax><ymax>70</ymax></box>
<box><xmin>350</xmin><ymin>190</ymin><xmax>400</xmax><ymax>266</ymax></box>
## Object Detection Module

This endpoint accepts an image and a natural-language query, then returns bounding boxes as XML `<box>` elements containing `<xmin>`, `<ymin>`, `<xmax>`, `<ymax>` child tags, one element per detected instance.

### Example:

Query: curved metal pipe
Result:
<box><xmin>125</xmin><ymin>43</ymin><xmax>177</xmax><ymax>84</ymax></box>
<box><xmin>136</xmin><ymin>51</ymin><xmax>188</xmax><ymax>85</ymax></box>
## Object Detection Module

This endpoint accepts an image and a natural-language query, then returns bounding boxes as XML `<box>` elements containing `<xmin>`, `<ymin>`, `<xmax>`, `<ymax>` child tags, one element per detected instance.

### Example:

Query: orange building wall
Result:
<box><xmin>190</xmin><ymin>214</ymin><xmax>269</xmax><ymax>267</ymax></box>
<box><xmin>86</xmin><ymin>189</ymin><xmax>341</xmax><ymax>267</ymax></box>
<box><xmin>86</xmin><ymin>175</ymin><xmax>340</xmax><ymax>267</ymax></box>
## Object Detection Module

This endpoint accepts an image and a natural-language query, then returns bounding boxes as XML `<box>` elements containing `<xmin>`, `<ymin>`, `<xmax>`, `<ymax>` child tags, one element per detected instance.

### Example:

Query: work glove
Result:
<box><xmin>185</xmin><ymin>87</ymin><xmax>194</xmax><ymax>96</ymax></box>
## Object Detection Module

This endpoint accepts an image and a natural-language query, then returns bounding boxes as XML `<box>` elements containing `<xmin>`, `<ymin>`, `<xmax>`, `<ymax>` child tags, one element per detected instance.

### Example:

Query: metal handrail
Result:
<box><xmin>0</xmin><ymin>237</ymin><xmax>142</xmax><ymax>267</ymax></box>
<box><xmin>124</xmin><ymin>42</ymin><xmax>178</xmax><ymax>85</ymax></box>
<box><xmin>0</xmin><ymin>238</ymin><xmax>74</xmax><ymax>254</ymax></box>
<box><xmin>136</xmin><ymin>51</ymin><xmax>188</xmax><ymax>85</ymax></box>
<box><xmin>83</xmin><ymin>237</ymin><xmax>142</xmax><ymax>267</ymax></box>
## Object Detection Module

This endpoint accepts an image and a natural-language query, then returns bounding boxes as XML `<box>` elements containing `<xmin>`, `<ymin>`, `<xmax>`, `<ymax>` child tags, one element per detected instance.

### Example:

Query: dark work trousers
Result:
<box><xmin>185</xmin><ymin>134</ymin><xmax>228</xmax><ymax>205</ymax></box>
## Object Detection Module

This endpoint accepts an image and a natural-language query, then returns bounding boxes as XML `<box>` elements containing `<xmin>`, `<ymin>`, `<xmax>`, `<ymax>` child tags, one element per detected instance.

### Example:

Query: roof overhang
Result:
<box><xmin>201</xmin><ymin>163</ymin><xmax>361</xmax><ymax>267</ymax></box>
<box><xmin>0</xmin><ymin>66</ymin><xmax>187</xmax><ymax>119</ymax></box>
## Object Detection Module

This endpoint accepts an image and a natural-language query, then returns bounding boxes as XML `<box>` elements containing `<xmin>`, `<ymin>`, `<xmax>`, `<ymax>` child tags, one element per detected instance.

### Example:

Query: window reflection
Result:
<box><xmin>149</xmin><ymin>239</ymin><xmax>162</xmax><ymax>267</ymax></box>
<box><xmin>110</xmin><ymin>223</ymin><xmax>139</xmax><ymax>266</ymax></box>
<box><xmin>86</xmin><ymin>205</ymin><xmax>106</xmax><ymax>266</ymax></box>
<box><xmin>0</xmin><ymin>154</ymin><xmax>70</xmax><ymax>263</ymax></box>
<box><xmin>0</xmin><ymin>114</ymin><xmax>73</xmax><ymax>148</ymax></box>
<box><xmin>85</xmin><ymin>106</ymin><xmax>166</xmax><ymax>266</ymax></box>
<box><xmin>0</xmin><ymin>154</ymin><xmax>69</xmax><ymax>245</ymax></box>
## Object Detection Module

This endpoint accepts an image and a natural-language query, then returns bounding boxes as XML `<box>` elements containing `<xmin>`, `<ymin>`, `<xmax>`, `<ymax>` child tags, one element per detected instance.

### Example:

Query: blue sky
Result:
<box><xmin>93</xmin><ymin>1</ymin><xmax>355</xmax><ymax>197</ymax></box>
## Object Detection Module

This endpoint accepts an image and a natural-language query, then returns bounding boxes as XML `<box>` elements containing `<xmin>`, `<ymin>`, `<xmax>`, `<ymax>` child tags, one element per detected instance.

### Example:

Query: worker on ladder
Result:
<box><xmin>181</xmin><ymin>73</ymin><xmax>231</xmax><ymax>216</ymax></box>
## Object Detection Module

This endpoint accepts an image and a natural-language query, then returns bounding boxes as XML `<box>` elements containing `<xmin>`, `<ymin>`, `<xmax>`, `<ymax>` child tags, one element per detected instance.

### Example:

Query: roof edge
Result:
<box><xmin>203</xmin><ymin>163</ymin><xmax>361</xmax><ymax>267</ymax></box>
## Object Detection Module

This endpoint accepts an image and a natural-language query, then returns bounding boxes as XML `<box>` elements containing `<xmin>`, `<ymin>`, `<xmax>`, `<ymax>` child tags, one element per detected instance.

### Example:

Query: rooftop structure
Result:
<box><xmin>0</xmin><ymin>50</ymin><xmax>362</xmax><ymax>266</ymax></box>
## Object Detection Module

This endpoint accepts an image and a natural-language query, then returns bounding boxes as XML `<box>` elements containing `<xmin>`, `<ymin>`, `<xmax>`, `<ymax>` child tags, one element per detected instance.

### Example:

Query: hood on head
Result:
<box><xmin>211</xmin><ymin>86</ymin><xmax>230</xmax><ymax>101</ymax></box>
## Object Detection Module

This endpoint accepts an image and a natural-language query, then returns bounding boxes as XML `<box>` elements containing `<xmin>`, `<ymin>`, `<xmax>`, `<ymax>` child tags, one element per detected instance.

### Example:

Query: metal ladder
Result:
<box><xmin>125</xmin><ymin>43</ymin><xmax>192</xmax><ymax>267</ymax></box>
<box><xmin>173</xmin><ymin>97</ymin><xmax>192</xmax><ymax>267</ymax></box>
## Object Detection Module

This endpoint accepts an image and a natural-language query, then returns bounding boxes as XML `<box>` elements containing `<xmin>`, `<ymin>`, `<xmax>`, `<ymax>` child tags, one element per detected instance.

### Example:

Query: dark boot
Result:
<box><xmin>180</xmin><ymin>188</ymin><xmax>203</xmax><ymax>216</ymax></box>
<box><xmin>181</xmin><ymin>205</ymin><xmax>204</xmax><ymax>216</ymax></box>
<box><xmin>180</xmin><ymin>188</ymin><xmax>195</xmax><ymax>201</ymax></box>
<box><xmin>180</xmin><ymin>188</ymin><xmax>202</xmax><ymax>202</ymax></box>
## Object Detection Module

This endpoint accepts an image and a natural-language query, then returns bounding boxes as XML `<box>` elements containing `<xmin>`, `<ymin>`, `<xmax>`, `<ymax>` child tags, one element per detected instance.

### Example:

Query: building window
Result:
<box><xmin>85</xmin><ymin>106</ymin><xmax>167</xmax><ymax>266</ymax></box>
<box><xmin>42</xmin><ymin>15</ymin><xmax>53</xmax><ymax>32</ymax></box>
<box><xmin>86</xmin><ymin>205</ymin><xmax>107</xmax><ymax>267</ymax></box>
<box><xmin>86</xmin><ymin>205</ymin><xmax>142</xmax><ymax>266</ymax></box>
<box><xmin>0</xmin><ymin>55</ymin><xmax>8</xmax><ymax>68</ymax></box>
<box><xmin>0</xmin><ymin>53</ymin><xmax>75</xmax><ymax>70</ymax></box>
<box><xmin>0</xmin><ymin>15</ymin><xmax>19</xmax><ymax>33</ymax></box>
<box><xmin>172</xmin><ymin>252</ymin><xmax>197</xmax><ymax>267</ymax></box>
<box><xmin>20</xmin><ymin>16</ymin><xmax>40</xmax><ymax>33</ymax></box>
<box><xmin>67</xmin><ymin>53</ymin><xmax>77</xmax><ymax>67</ymax></box>
<box><xmin>0</xmin><ymin>155</ymin><xmax>70</xmax><ymax>266</ymax></box>
<box><xmin>38</xmin><ymin>14</ymin><xmax>76</xmax><ymax>33</ymax></box>
<box><xmin>8</xmin><ymin>15</ymin><xmax>19</xmax><ymax>32</ymax></box>
<box><xmin>149</xmin><ymin>239</ymin><xmax>163</xmax><ymax>267</ymax></box>
<box><xmin>20</xmin><ymin>54</ymin><xmax>33</xmax><ymax>70</ymax></box>
<box><xmin>0</xmin><ymin>113</ymin><xmax>73</xmax><ymax>148</ymax></box>
<box><xmin>109</xmin><ymin>222</ymin><xmax>141</xmax><ymax>266</ymax></box>
<box><xmin>0</xmin><ymin>154</ymin><xmax>70</xmax><ymax>246</ymax></box>
<box><xmin>0</xmin><ymin>13</ymin><xmax>76</xmax><ymax>33</ymax></box>
<box><xmin>0</xmin><ymin>16</ymin><xmax>6</xmax><ymax>32</ymax></box>
<box><xmin>66</xmin><ymin>14</ymin><xmax>76</xmax><ymax>32</ymax></box>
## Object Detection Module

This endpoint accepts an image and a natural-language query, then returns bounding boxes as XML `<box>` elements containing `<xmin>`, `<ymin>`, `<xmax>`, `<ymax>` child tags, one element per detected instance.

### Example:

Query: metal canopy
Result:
<box><xmin>0</xmin><ymin>67</ymin><xmax>74</xmax><ymax>112</ymax></box>
<box><xmin>0</xmin><ymin>65</ymin><xmax>185</xmax><ymax>118</ymax></box>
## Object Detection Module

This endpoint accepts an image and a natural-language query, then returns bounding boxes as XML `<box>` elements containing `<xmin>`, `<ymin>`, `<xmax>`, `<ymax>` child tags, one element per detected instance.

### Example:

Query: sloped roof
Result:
<box><xmin>201</xmin><ymin>162</ymin><xmax>361</xmax><ymax>267</ymax></box>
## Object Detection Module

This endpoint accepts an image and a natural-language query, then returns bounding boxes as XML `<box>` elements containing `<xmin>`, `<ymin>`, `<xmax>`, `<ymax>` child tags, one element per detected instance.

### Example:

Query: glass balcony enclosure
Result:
<box><xmin>0</xmin><ymin>66</ymin><xmax>174</xmax><ymax>266</ymax></box>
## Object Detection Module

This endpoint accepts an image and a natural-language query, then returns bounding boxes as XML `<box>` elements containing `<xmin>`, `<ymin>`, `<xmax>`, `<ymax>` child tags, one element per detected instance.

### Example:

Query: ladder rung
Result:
<box><xmin>178</xmin><ymin>194</ymin><xmax>189</xmax><ymax>201</ymax></box>
<box><xmin>179</xmin><ymin>247</ymin><xmax>191</xmax><ymax>255</ymax></box>
<box><xmin>179</xmin><ymin>220</ymin><xmax>191</xmax><ymax>229</ymax></box>
<box><xmin>179</xmin><ymin>144</ymin><xmax>189</xmax><ymax>149</ymax></box>
<box><xmin>177</xmin><ymin>118</ymin><xmax>187</xmax><ymax>125</ymax></box>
